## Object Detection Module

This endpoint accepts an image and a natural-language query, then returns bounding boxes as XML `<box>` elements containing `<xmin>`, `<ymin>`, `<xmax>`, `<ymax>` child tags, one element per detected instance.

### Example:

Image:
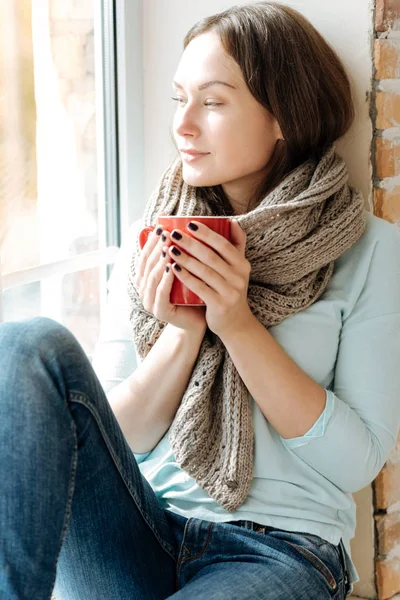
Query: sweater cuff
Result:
<box><xmin>279</xmin><ymin>389</ymin><xmax>336</xmax><ymax>449</ymax></box>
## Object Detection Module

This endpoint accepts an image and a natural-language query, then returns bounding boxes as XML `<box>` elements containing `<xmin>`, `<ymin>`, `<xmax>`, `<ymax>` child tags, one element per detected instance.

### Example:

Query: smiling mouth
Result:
<box><xmin>181</xmin><ymin>151</ymin><xmax>210</xmax><ymax>162</ymax></box>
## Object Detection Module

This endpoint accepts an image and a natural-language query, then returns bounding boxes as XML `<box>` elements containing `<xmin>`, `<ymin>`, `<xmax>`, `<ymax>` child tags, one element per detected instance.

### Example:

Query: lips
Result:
<box><xmin>179</xmin><ymin>149</ymin><xmax>209</xmax><ymax>156</ymax></box>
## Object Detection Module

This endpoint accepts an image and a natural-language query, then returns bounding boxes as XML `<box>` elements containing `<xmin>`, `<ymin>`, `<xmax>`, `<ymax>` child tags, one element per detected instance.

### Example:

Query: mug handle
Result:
<box><xmin>138</xmin><ymin>226</ymin><xmax>155</xmax><ymax>249</ymax></box>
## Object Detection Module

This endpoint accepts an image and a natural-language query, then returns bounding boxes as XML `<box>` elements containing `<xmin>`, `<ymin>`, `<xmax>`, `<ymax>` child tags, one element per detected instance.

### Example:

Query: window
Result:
<box><xmin>0</xmin><ymin>0</ymin><xmax>120</xmax><ymax>360</ymax></box>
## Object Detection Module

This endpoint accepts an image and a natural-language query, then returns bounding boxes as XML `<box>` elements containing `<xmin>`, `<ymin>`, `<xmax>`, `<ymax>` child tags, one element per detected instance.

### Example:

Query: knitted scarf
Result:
<box><xmin>127</xmin><ymin>143</ymin><xmax>366</xmax><ymax>512</ymax></box>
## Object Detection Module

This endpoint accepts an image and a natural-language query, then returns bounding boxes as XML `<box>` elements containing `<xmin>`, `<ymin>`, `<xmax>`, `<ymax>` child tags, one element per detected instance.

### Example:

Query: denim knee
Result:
<box><xmin>0</xmin><ymin>317</ymin><xmax>79</xmax><ymax>361</ymax></box>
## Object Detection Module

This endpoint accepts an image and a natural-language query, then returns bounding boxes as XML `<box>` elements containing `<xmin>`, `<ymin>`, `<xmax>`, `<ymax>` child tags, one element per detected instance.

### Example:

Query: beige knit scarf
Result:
<box><xmin>127</xmin><ymin>143</ymin><xmax>366</xmax><ymax>512</ymax></box>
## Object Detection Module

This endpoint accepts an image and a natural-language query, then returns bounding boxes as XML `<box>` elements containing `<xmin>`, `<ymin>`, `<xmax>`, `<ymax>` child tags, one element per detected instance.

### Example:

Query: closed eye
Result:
<box><xmin>171</xmin><ymin>97</ymin><xmax>223</xmax><ymax>108</ymax></box>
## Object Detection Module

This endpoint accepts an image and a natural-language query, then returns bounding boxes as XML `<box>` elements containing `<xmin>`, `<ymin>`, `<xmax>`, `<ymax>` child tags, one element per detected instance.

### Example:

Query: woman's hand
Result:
<box><xmin>166</xmin><ymin>220</ymin><xmax>253</xmax><ymax>338</ymax></box>
<box><xmin>135</xmin><ymin>226</ymin><xmax>207</xmax><ymax>333</ymax></box>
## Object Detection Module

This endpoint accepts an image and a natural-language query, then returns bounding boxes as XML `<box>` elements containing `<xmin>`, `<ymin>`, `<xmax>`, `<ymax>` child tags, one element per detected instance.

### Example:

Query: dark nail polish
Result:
<box><xmin>187</xmin><ymin>222</ymin><xmax>198</xmax><ymax>231</ymax></box>
<box><xmin>162</xmin><ymin>250</ymin><xmax>166</xmax><ymax>258</ymax></box>
<box><xmin>174</xmin><ymin>263</ymin><xmax>182</xmax><ymax>272</ymax></box>
<box><xmin>165</xmin><ymin>265</ymin><xmax>170</xmax><ymax>273</ymax></box>
<box><xmin>161</xmin><ymin>234</ymin><xmax>167</xmax><ymax>242</ymax></box>
<box><xmin>171</xmin><ymin>246</ymin><xmax>181</xmax><ymax>256</ymax></box>
<box><xmin>171</xmin><ymin>231</ymin><xmax>182</xmax><ymax>240</ymax></box>
<box><xmin>155</xmin><ymin>226</ymin><xmax>163</xmax><ymax>236</ymax></box>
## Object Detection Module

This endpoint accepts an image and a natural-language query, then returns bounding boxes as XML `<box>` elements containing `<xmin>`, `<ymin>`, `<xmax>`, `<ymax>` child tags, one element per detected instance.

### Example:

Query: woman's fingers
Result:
<box><xmin>153</xmin><ymin>263</ymin><xmax>175</xmax><ymax>318</ymax></box>
<box><xmin>138</xmin><ymin>230</ymin><xmax>171</xmax><ymax>294</ymax></box>
<box><xmin>142</xmin><ymin>231</ymin><xmax>169</xmax><ymax>286</ymax></box>
<box><xmin>136</xmin><ymin>226</ymin><xmax>163</xmax><ymax>284</ymax></box>
<box><xmin>141</xmin><ymin>242</ymin><xmax>171</xmax><ymax>312</ymax></box>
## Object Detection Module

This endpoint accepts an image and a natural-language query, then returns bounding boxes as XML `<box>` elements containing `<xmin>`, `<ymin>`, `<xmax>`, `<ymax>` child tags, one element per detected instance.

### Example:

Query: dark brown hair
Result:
<box><xmin>182</xmin><ymin>1</ymin><xmax>355</xmax><ymax>214</ymax></box>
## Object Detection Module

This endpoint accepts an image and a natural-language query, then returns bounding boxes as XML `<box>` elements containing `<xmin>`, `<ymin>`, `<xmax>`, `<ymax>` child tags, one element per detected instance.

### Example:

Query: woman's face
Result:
<box><xmin>172</xmin><ymin>31</ymin><xmax>283</xmax><ymax>211</ymax></box>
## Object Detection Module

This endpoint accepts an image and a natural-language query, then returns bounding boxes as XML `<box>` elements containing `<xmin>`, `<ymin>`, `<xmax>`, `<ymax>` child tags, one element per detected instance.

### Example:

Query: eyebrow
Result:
<box><xmin>173</xmin><ymin>80</ymin><xmax>237</xmax><ymax>91</ymax></box>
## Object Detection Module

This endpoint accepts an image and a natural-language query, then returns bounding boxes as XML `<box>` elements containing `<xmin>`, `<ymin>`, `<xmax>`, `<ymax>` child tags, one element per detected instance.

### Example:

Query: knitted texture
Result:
<box><xmin>127</xmin><ymin>143</ymin><xmax>367</xmax><ymax>512</ymax></box>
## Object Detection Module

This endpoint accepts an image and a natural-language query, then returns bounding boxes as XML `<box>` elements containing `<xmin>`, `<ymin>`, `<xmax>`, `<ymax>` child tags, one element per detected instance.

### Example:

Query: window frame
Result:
<box><xmin>115</xmin><ymin>0</ymin><xmax>144</xmax><ymax>231</ymax></box>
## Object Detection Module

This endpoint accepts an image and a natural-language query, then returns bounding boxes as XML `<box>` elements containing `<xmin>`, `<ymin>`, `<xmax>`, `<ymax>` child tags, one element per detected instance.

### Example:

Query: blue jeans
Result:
<box><xmin>0</xmin><ymin>317</ymin><xmax>349</xmax><ymax>599</ymax></box>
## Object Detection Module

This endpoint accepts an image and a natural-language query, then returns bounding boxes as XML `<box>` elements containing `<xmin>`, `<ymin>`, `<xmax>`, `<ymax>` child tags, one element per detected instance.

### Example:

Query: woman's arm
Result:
<box><xmin>218</xmin><ymin>224</ymin><xmax>400</xmax><ymax>493</ymax></box>
<box><xmin>166</xmin><ymin>218</ymin><xmax>400</xmax><ymax>493</ymax></box>
<box><xmin>286</xmin><ymin>312</ymin><xmax>400</xmax><ymax>492</ymax></box>
<box><xmin>219</xmin><ymin>314</ymin><xmax>327</xmax><ymax>439</ymax></box>
<box><xmin>220</xmin><ymin>310</ymin><xmax>400</xmax><ymax>492</ymax></box>
<box><xmin>107</xmin><ymin>322</ymin><xmax>205</xmax><ymax>453</ymax></box>
<box><xmin>92</xmin><ymin>220</ymin><xmax>206</xmax><ymax>455</ymax></box>
<box><xmin>164</xmin><ymin>220</ymin><xmax>327</xmax><ymax>438</ymax></box>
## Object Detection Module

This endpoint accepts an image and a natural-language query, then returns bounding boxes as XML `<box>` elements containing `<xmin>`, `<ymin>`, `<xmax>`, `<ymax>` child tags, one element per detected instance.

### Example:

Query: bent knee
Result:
<box><xmin>0</xmin><ymin>317</ymin><xmax>80</xmax><ymax>359</ymax></box>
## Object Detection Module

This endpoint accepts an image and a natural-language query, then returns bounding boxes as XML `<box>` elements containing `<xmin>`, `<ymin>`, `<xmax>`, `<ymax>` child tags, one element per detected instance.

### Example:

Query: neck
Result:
<box><xmin>228</xmin><ymin>198</ymin><xmax>248</xmax><ymax>215</ymax></box>
<box><xmin>223</xmin><ymin>176</ymin><xmax>264</xmax><ymax>216</ymax></box>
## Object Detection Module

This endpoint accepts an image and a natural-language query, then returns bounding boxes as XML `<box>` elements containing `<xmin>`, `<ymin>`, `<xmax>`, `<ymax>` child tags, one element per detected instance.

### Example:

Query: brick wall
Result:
<box><xmin>373</xmin><ymin>1</ymin><xmax>400</xmax><ymax>598</ymax></box>
<box><xmin>374</xmin><ymin>0</ymin><xmax>400</xmax><ymax>227</ymax></box>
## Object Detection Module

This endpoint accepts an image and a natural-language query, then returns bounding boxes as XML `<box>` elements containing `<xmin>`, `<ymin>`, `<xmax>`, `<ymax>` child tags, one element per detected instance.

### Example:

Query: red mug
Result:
<box><xmin>139</xmin><ymin>215</ymin><xmax>232</xmax><ymax>305</ymax></box>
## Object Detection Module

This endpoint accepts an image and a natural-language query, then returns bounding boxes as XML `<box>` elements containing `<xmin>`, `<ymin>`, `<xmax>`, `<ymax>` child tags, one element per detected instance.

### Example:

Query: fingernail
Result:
<box><xmin>171</xmin><ymin>246</ymin><xmax>181</xmax><ymax>256</ymax></box>
<box><xmin>155</xmin><ymin>226</ymin><xmax>163</xmax><ymax>236</ymax></box>
<box><xmin>187</xmin><ymin>222</ymin><xmax>198</xmax><ymax>231</ymax></box>
<box><xmin>171</xmin><ymin>231</ymin><xmax>182</xmax><ymax>240</ymax></box>
<box><xmin>165</xmin><ymin>265</ymin><xmax>170</xmax><ymax>273</ymax></box>
<box><xmin>174</xmin><ymin>263</ymin><xmax>182</xmax><ymax>272</ymax></box>
<box><xmin>162</xmin><ymin>234</ymin><xmax>167</xmax><ymax>242</ymax></box>
<box><xmin>162</xmin><ymin>250</ymin><xmax>166</xmax><ymax>258</ymax></box>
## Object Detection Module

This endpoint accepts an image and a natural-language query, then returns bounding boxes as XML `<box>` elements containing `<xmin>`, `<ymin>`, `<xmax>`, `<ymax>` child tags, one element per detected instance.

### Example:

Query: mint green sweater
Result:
<box><xmin>93</xmin><ymin>212</ymin><xmax>400</xmax><ymax>594</ymax></box>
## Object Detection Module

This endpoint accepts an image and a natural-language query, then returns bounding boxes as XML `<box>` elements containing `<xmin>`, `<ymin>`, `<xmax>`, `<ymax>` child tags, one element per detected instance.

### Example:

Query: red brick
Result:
<box><xmin>375</xmin><ymin>39</ymin><xmax>400</xmax><ymax>79</ymax></box>
<box><xmin>376</xmin><ymin>137</ymin><xmax>400</xmax><ymax>178</ymax></box>
<box><xmin>376</xmin><ymin>557</ymin><xmax>400</xmax><ymax>599</ymax></box>
<box><xmin>374</xmin><ymin>187</ymin><xmax>400</xmax><ymax>226</ymax></box>
<box><xmin>376</xmin><ymin>0</ymin><xmax>400</xmax><ymax>32</ymax></box>
<box><xmin>376</xmin><ymin>91</ymin><xmax>400</xmax><ymax>129</ymax></box>
<box><xmin>375</xmin><ymin>461</ymin><xmax>400</xmax><ymax>510</ymax></box>
<box><xmin>375</xmin><ymin>512</ymin><xmax>400</xmax><ymax>555</ymax></box>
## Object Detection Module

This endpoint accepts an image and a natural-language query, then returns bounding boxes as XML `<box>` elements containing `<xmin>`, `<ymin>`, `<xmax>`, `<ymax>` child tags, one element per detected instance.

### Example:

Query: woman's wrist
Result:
<box><xmin>166</xmin><ymin>320</ymin><xmax>207</xmax><ymax>342</ymax></box>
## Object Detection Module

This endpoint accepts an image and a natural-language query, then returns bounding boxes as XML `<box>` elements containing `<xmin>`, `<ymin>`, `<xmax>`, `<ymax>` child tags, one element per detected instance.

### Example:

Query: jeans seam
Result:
<box><xmin>68</xmin><ymin>391</ymin><xmax>175</xmax><ymax>561</ymax></box>
<box><xmin>176</xmin><ymin>518</ymin><xmax>193</xmax><ymax>588</ymax></box>
<box><xmin>285</xmin><ymin>541</ymin><xmax>338</xmax><ymax>592</ymax></box>
<box><xmin>48</xmin><ymin>417</ymin><xmax>78</xmax><ymax>597</ymax></box>
<box><xmin>180</xmin><ymin>521</ymin><xmax>214</xmax><ymax>566</ymax></box>
<box><xmin>338</xmin><ymin>540</ymin><xmax>351</xmax><ymax>596</ymax></box>
<box><xmin>297</xmin><ymin>533</ymin><xmax>329</xmax><ymax>547</ymax></box>
<box><xmin>176</xmin><ymin>520</ymin><xmax>214</xmax><ymax>590</ymax></box>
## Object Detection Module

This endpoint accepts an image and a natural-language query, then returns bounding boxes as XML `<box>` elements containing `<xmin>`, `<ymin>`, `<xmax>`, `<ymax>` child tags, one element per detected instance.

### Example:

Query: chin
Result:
<box><xmin>182</xmin><ymin>166</ymin><xmax>220</xmax><ymax>188</ymax></box>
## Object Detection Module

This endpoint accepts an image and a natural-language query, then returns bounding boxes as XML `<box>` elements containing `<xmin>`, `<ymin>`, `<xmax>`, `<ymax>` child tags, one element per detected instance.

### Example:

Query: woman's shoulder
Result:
<box><xmin>362</xmin><ymin>210</ymin><xmax>400</xmax><ymax>249</ymax></box>
<box><xmin>334</xmin><ymin>210</ymin><xmax>400</xmax><ymax>323</ymax></box>
<box><xmin>335</xmin><ymin>210</ymin><xmax>399</xmax><ymax>271</ymax></box>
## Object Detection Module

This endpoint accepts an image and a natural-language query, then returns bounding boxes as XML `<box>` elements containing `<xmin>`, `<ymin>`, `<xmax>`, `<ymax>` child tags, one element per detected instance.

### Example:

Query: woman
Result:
<box><xmin>1</xmin><ymin>3</ymin><xmax>399</xmax><ymax>599</ymax></box>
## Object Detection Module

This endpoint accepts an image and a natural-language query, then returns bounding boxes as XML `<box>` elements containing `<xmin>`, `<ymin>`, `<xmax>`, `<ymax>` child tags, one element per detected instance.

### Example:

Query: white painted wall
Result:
<box><xmin>140</xmin><ymin>2</ymin><xmax>376</xmax><ymax>596</ymax></box>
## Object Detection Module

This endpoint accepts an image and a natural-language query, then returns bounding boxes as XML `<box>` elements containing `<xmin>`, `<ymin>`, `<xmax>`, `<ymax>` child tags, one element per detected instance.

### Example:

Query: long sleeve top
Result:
<box><xmin>92</xmin><ymin>211</ymin><xmax>400</xmax><ymax>593</ymax></box>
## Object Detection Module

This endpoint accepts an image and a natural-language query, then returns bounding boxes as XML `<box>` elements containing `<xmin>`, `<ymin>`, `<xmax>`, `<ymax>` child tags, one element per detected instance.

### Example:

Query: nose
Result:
<box><xmin>173</xmin><ymin>103</ymin><xmax>200</xmax><ymax>139</ymax></box>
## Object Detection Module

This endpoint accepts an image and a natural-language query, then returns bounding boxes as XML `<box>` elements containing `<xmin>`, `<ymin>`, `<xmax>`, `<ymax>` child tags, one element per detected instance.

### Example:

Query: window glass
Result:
<box><xmin>0</xmin><ymin>0</ymin><xmax>104</xmax><ymax>358</ymax></box>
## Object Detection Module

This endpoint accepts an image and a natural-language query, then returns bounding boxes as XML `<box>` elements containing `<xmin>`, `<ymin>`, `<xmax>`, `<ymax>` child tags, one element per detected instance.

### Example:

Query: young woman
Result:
<box><xmin>1</xmin><ymin>3</ymin><xmax>399</xmax><ymax>599</ymax></box>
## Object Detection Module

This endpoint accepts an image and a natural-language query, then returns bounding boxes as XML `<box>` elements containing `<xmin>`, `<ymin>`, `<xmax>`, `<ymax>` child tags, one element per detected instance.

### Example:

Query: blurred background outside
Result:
<box><xmin>0</xmin><ymin>0</ymin><xmax>115</xmax><ymax>359</ymax></box>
